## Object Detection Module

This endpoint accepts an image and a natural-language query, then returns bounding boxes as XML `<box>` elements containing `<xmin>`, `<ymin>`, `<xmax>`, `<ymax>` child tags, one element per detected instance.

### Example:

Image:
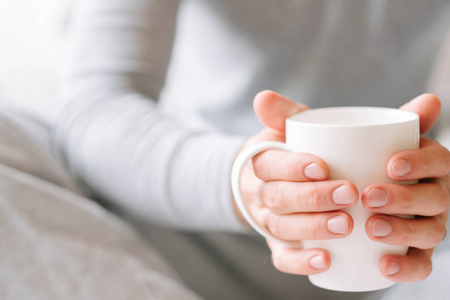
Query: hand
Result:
<box><xmin>361</xmin><ymin>94</ymin><xmax>450</xmax><ymax>282</ymax></box>
<box><xmin>234</xmin><ymin>90</ymin><xmax>358</xmax><ymax>275</ymax></box>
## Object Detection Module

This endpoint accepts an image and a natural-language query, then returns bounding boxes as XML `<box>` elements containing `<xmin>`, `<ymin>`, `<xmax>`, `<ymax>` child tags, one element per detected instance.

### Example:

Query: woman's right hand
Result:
<box><xmin>234</xmin><ymin>90</ymin><xmax>358</xmax><ymax>275</ymax></box>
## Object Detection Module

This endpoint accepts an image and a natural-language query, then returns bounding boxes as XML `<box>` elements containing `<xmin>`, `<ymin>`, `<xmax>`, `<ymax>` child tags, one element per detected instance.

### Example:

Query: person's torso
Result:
<box><xmin>160</xmin><ymin>0</ymin><xmax>450</xmax><ymax>136</ymax></box>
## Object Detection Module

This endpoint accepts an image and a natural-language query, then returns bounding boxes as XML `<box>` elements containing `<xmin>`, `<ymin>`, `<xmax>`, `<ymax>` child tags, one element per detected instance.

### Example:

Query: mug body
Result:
<box><xmin>286</xmin><ymin>107</ymin><xmax>419</xmax><ymax>291</ymax></box>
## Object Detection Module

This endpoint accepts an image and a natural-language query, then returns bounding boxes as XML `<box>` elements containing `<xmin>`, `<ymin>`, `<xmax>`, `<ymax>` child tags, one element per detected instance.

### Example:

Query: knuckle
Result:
<box><xmin>241</xmin><ymin>184</ymin><xmax>253</xmax><ymax>202</ymax></box>
<box><xmin>271</xmin><ymin>253</ymin><xmax>285</xmax><ymax>272</ymax></box>
<box><xmin>282</xmin><ymin>156</ymin><xmax>302</xmax><ymax>180</ymax></box>
<box><xmin>272</xmin><ymin>253</ymin><xmax>301</xmax><ymax>274</ymax></box>
<box><xmin>421</xmin><ymin>260</ymin><xmax>433</xmax><ymax>280</ymax></box>
<box><xmin>304</xmin><ymin>185</ymin><xmax>321</xmax><ymax>211</ymax></box>
<box><xmin>436</xmin><ymin>183</ymin><xmax>450</xmax><ymax>213</ymax></box>
<box><xmin>240</xmin><ymin>179</ymin><xmax>255</xmax><ymax>201</ymax></box>
<box><xmin>271</xmin><ymin>252</ymin><xmax>281</xmax><ymax>268</ymax></box>
<box><xmin>432</xmin><ymin>146</ymin><xmax>450</xmax><ymax>176</ymax></box>
<box><xmin>400</xmin><ymin>221</ymin><xmax>417</xmax><ymax>245</ymax></box>
<box><xmin>435</xmin><ymin>223</ymin><xmax>447</xmax><ymax>246</ymax></box>
<box><xmin>442</xmin><ymin>147</ymin><xmax>450</xmax><ymax>172</ymax></box>
<box><xmin>266</xmin><ymin>214</ymin><xmax>282</xmax><ymax>237</ymax></box>
<box><xmin>271</xmin><ymin>254</ymin><xmax>302</xmax><ymax>274</ymax></box>
<box><xmin>304</xmin><ymin>217</ymin><xmax>321</xmax><ymax>237</ymax></box>
<box><xmin>400</xmin><ymin>235</ymin><xmax>414</xmax><ymax>249</ymax></box>
<box><xmin>424</xmin><ymin>219</ymin><xmax>445</xmax><ymax>248</ymax></box>
<box><xmin>397</xmin><ymin>185</ymin><xmax>412</xmax><ymax>211</ymax></box>
<box><xmin>253</xmin><ymin>157</ymin><xmax>269</xmax><ymax>180</ymax></box>
<box><xmin>262</xmin><ymin>183</ymin><xmax>284</xmax><ymax>212</ymax></box>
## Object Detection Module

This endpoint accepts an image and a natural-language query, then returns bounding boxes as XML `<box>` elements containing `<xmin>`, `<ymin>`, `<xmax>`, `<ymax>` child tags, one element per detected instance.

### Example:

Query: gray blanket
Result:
<box><xmin>0</xmin><ymin>110</ymin><xmax>201</xmax><ymax>300</ymax></box>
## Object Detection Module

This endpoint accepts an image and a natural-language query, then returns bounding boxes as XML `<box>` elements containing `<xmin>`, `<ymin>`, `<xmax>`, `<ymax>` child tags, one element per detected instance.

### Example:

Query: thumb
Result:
<box><xmin>253</xmin><ymin>90</ymin><xmax>308</xmax><ymax>133</ymax></box>
<box><xmin>400</xmin><ymin>93</ymin><xmax>441</xmax><ymax>134</ymax></box>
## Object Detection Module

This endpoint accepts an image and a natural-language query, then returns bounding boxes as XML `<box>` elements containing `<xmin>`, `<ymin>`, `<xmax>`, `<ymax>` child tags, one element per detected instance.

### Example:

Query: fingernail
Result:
<box><xmin>367</xmin><ymin>188</ymin><xmax>388</xmax><ymax>208</ymax></box>
<box><xmin>387</xmin><ymin>260</ymin><xmax>400</xmax><ymax>275</ymax></box>
<box><xmin>392</xmin><ymin>159</ymin><xmax>411</xmax><ymax>177</ymax></box>
<box><xmin>372</xmin><ymin>218</ymin><xmax>392</xmax><ymax>237</ymax></box>
<box><xmin>310</xmin><ymin>256</ymin><xmax>325</xmax><ymax>270</ymax></box>
<box><xmin>305</xmin><ymin>163</ymin><xmax>325</xmax><ymax>180</ymax></box>
<box><xmin>328</xmin><ymin>215</ymin><xmax>349</xmax><ymax>235</ymax></box>
<box><xmin>332</xmin><ymin>185</ymin><xmax>356</xmax><ymax>205</ymax></box>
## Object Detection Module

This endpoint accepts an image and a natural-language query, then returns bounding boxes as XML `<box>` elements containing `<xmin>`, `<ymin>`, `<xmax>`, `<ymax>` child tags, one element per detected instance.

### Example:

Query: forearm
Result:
<box><xmin>54</xmin><ymin>93</ymin><xmax>245</xmax><ymax>230</ymax></box>
<box><xmin>53</xmin><ymin>0</ymin><xmax>247</xmax><ymax>231</ymax></box>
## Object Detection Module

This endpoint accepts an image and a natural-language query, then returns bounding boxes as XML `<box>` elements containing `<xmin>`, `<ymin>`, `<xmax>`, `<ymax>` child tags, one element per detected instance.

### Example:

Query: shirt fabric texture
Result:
<box><xmin>53</xmin><ymin>0</ymin><xmax>450</xmax><ymax>234</ymax></box>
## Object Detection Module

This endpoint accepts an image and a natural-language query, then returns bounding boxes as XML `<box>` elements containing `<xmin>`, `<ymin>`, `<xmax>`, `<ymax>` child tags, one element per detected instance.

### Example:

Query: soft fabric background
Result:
<box><xmin>0</xmin><ymin>0</ymin><xmax>74</xmax><ymax>119</ymax></box>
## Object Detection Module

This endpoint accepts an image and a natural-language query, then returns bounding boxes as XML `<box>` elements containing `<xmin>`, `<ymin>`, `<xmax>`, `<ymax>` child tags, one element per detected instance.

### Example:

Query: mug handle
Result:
<box><xmin>231</xmin><ymin>141</ymin><xmax>302</xmax><ymax>248</ymax></box>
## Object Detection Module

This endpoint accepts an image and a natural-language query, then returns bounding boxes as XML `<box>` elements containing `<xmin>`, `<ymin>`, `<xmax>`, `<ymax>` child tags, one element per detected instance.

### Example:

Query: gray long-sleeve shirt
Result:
<box><xmin>53</xmin><ymin>0</ymin><xmax>450</xmax><ymax>232</ymax></box>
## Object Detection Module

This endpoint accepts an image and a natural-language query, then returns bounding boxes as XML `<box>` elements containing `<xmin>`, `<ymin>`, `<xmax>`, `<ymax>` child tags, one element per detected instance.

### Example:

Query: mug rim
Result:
<box><xmin>287</xmin><ymin>106</ymin><xmax>419</xmax><ymax>128</ymax></box>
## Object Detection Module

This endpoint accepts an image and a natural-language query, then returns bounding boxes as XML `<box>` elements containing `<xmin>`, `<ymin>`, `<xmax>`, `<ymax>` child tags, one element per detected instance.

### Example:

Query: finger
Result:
<box><xmin>400</xmin><ymin>93</ymin><xmax>441</xmax><ymax>134</ymax></box>
<box><xmin>379</xmin><ymin>248</ymin><xmax>433</xmax><ymax>282</ymax></box>
<box><xmin>260</xmin><ymin>180</ymin><xmax>358</xmax><ymax>214</ymax></box>
<box><xmin>362</xmin><ymin>181</ymin><xmax>450</xmax><ymax>216</ymax></box>
<box><xmin>366</xmin><ymin>215</ymin><xmax>447</xmax><ymax>249</ymax></box>
<box><xmin>253</xmin><ymin>150</ymin><xmax>328</xmax><ymax>181</ymax></box>
<box><xmin>268</xmin><ymin>240</ymin><xmax>330</xmax><ymax>275</ymax></box>
<box><xmin>387</xmin><ymin>138</ymin><xmax>450</xmax><ymax>180</ymax></box>
<box><xmin>253</xmin><ymin>90</ymin><xmax>308</xmax><ymax>133</ymax></box>
<box><xmin>246</xmin><ymin>127</ymin><xmax>286</xmax><ymax>145</ymax></box>
<box><xmin>261</xmin><ymin>212</ymin><xmax>353</xmax><ymax>241</ymax></box>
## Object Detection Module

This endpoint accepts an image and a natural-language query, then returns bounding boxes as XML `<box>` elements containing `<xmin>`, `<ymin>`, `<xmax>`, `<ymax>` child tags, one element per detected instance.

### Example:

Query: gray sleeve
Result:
<box><xmin>428</xmin><ymin>29</ymin><xmax>450</xmax><ymax>150</ymax></box>
<box><xmin>52</xmin><ymin>0</ymin><xmax>247</xmax><ymax>232</ymax></box>
<box><xmin>435</xmin><ymin>103</ymin><xmax>450</xmax><ymax>150</ymax></box>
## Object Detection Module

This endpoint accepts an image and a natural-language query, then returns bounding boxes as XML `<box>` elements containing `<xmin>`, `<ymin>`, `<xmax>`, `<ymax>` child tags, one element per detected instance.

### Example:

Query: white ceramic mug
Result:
<box><xmin>231</xmin><ymin>107</ymin><xmax>420</xmax><ymax>292</ymax></box>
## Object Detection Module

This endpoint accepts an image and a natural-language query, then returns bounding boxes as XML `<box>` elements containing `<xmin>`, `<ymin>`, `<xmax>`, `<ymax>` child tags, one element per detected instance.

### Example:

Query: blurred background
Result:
<box><xmin>0</xmin><ymin>0</ymin><xmax>73</xmax><ymax>120</ymax></box>
<box><xmin>0</xmin><ymin>0</ymin><xmax>448</xmax><ymax>141</ymax></box>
